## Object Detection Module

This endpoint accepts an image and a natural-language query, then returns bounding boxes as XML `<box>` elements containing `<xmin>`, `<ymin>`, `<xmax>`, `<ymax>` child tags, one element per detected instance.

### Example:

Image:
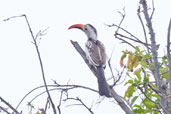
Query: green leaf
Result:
<box><xmin>135</xmin><ymin>46</ymin><xmax>140</xmax><ymax>52</ymax></box>
<box><xmin>144</xmin><ymin>53</ymin><xmax>152</xmax><ymax>59</ymax></box>
<box><xmin>124</xmin><ymin>79</ymin><xmax>133</xmax><ymax>86</ymax></box>
<box><xmin>154</xmin><ymin>111</ymin><xmax>158</xmax><ymax>114</ymax></box>
<box><xmin>162</xmin><ymin>56</ymin><xmax>168</xmax><ymax>65</ymax></box>
<box><xmin>134</xmin><ymin>68</ymin><xmax>141</xmax><ymax>81</ymax></box>
<box><xmin>143</xmin><ymin>76</ymin><xmax>149</xmax><ymax>83</ymax></box>
<box><xmin>144</xmin><ymin>98</ymin><xmax>156</xmax><ymax>108</ymax></box>
<box><xmin>151</xmin><ymin>93</ymin><xmax>160</xmax><ymax>101</ymax></box>
<box><xmin>121</xmin><ymin>51</ymin><xmax>127</xmax><ymax>60</ymax></box>
<box><xmin>133</xmin><ymin>104</ymin><xmax>143</xmax><ymax>113</ymax></box>
<box><xmin>131</xmin><ymin>96</ymin><xmax>138</xmax><ymax>106</ymax></box>
<box><xmin>133</xmin><ymin>104</ymin><xmax>141</xmax><ymax>108</ymax></box>
<box><xmin>160</xmin><ymin>66</ymin><xmax>169</xmax><ymax>80</ymax></box>
<box><xmin>144</xmin><ymin>108</ymin><xmax>152</xmax><ymax>113</ymax></box>
<box><xmin>124</xmin><ymin>86</ymin><xmax>135</xmax><ymax>99</ymax></box>
<box><xmin>133</xmin><ymin>78</ymin><xmax>140</xmax><ymax>86</ymax></box>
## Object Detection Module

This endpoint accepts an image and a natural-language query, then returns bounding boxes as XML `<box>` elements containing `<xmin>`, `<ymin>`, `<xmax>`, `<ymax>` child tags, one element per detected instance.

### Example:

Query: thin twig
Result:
<box><xmin>23</xmin><ymin>15</ymin><xmax>57</xmax><ymax>114</ymax></box>
<box><xmin>0</xmin><ymin>106</ymin><xmax>10</xmax><ymax>114</ymax></box>
<box><xmin>57</xmin><ymin>91</ymin><xmax>63</xmax><ymax>114</ymax></box>
<box><xmin>0</xmin><ymin>97</ymin><xmax>20</xmax><ymax>114</ymax></box>
<box><xmin>137</xmin><ymin>5</ymin><xmax>149</xmax><ymax>53</ymax></box>
<box><xmin>16</xmin><ymin>85</ymin><xmax>56</xmax><ymax>109</ymax></box>
<box><xmin>17</xmin><ymin>84</ymin><xmax>98</xmax><ymax>108</ymax></box>
<box><xmin>147</xmin><ymin>83</ymin><xmax>160</xmax><ymax>94</ymax></box>
<box><xmin>137</xmin><ymin>85</ymin><xmax>159</xmax><ymax>104</ymax></box>
<box><xmin>116</xmin><ymin>33</ymin><xmax>151</xmax><ymax>49</ymax></box>
<box><xmin>3</xmin><ymin>14</ymin><xmax>57</xmax><ymax>114</ymax></box>
<box><xmin>150</xmin><ymin>0</ymin><xmax>155</xmax><ymax>19</ymax></box>
<box><xmin>115</xmin><ymin>36</ymin><xmax>136</xmax><ymax>49</ymax></box>
<box><xmin>113</xmin><ymin>66</ymin><xmax>126</xmax><ymax>86</ymax></box>
<box><xmin>116</xmin><ymin>7</ymin><xmax>126</xmax><ymax>33</ymax></box>
<box><xmin>44</xmin><ymin>98</ymin><xmax>50</xmax><ymax>113</ymax></box>
<box><xmin>106</xmin><ymin>23</ymin><xmax>141</xmax><ymax>42</ymax></box>
<box><xmin>108</xmin><ymin>45</ymin><xmax>116</xmax><ymax>83</ymax></box>
<box><xmin>65</xmin><ymin>97</ymin><xmax>94</xmax><ymax>114</ymax></box>
<box><xmin>107</xmin><ymin>23</ymin><xmax>151</xmax><ymax>49</ymax></box>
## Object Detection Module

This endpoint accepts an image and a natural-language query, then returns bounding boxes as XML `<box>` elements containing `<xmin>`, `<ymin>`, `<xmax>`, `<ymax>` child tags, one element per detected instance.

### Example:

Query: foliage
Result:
<box><xmin>121</xmin><ymin>46</ymin><xmax>169</xmax><ymax>114</ymax></box>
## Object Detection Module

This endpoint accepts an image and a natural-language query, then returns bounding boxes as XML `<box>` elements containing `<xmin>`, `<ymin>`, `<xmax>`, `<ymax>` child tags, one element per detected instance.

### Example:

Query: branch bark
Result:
<box><xmin>0</xmin><ymin>97</ymin><xmax>20</xmax><ymax>114</ymax></box>
<box><xmin>3</xmin><ymin>14</ymin><xmax>57</xmax><ymax>114</ymax></box>
<box><xmin>23</xmin><ymin>15</ymin><xmax>57</xmax><ymax>114</ymax></box>
<box><xmin>70</xmin><ymin>40</ymin><xmax>135</xmax><ymax>114</ymax></box>
<box><xmin>167</xmin><ymin>19</ymin><xmax>171</xmax><ymax>92</ymax></box>
<box><xmin>140</xmin><ymin>0</ymin><xmax>168</xmax><ymax>113</ymax></box>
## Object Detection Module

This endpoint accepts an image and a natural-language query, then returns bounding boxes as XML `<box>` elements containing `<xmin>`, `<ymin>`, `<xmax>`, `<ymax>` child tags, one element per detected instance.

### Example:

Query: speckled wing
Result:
<box><xmin>85</xmin><ymin>40</ymin><xmax>106</xmax><ymax>67</ymax></box>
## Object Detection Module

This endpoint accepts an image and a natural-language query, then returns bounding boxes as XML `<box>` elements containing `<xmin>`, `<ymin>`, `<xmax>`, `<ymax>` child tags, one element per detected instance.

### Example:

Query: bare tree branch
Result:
<box><xmin>137</xmin><ymin>84</ymin><xmax>159</xmax><ymax>104</ymax></box>
<box><xmin>3</xmin><ymin>14</ymin><xmax>57</xmax><ymax>114</ymax></box>
<box><xmin>70</xmin><ymin>40</ymin><xmax>97</xmax><ymax>77</ymax></box>
<box><xmin>64</xmin><ymin>97</ymin><xmax>94</xmax><ymax>114</ymax></box>
<box><xmin>115</xmin><ymin>36</ymin><xmax>136</xmax><ymax>49</ymax></box>
<box><xmin>70</xmin><ymin>40</ymin><xmax>135</xmax><ymax>114</ymax></box>
<box><xmin>140</xmin><ymin>0</ymin><xmax>168</xmax><ymax>113</ymax></box>
<box><xmin>106</xmin><ymin>23</ymin><xmax>151</xmax><ymax>50</ymax></box>
<box><xmin>0</xmin><ymin>106</ymin><xmax>10</xmax><ymax>114</ymax></box>
<box><xmin>116</xmin><ymin>7</ymin><xmax>126</xmax><ymax>33</ymax></box>
<box><xmin>167</xmin><ymin>19</ymin><xmax>171</xmax><ymax>92</ymax></box>
<box><xmin>0</xmin><ymin>96</ymin><xmax>20</xmax><ymax>114</ymax></box>
<box><xmin>137</xmin><ymin>5</ymin><xmax>149</xmax><ymax>53</ymax></box>
<box><xmin>106</xmin><ymin>23</ymin><xmax>140</xmax><ymax>42</ymax></box>
<box><xmin>150</xmin><ymin>0</ymin><xmax>155</xmax><ymax>19</ymax></box>
<box><xmin>57</xmin><ymin>91</ymin><xmax>63</xmax><ymax>114</ymax></box>
<box><xmin>116</xmin><ymin>33</ymin><xmax>151</xmax><ymax>49</ymax></box>
<box><xmin>16</xmin><ymin>84</ymin><xmax>98</xmax><ymax>109</ymax></box>
<box><xmin>141</xmin><ymin>0</ymin><xmax>160</xmax><ymax>85</ymax></box>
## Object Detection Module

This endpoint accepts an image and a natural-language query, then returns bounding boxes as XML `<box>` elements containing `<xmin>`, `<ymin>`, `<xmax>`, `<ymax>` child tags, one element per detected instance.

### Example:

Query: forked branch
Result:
<box><xmin>70</xmin><ymin>40</ymin><xmax>135</xmax><ymax>114</ymax></box>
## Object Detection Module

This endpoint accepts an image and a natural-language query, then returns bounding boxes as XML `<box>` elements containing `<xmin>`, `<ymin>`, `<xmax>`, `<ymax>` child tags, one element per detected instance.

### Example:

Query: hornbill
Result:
<box><xmin>68</xmin><ymin>24</ymin><xmax>110</xmax><ymax>97</ymax></box>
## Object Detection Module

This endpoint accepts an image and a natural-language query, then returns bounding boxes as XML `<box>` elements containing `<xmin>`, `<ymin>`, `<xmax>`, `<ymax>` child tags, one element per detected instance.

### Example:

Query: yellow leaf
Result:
<box><xmin>127</xmin><ymin>54</ymin><xmax>135</xmax><ymax>71</ymax></box>
<box><xmin>120</xmin><ymin>52</ymin><xmax>127</xmax><ymax>67</ymax></box>
<box><xmin>120</xmin><ymin>59</ymin><xmax>124</xmax><ymax>67</ymax></box>
<box><xmin>147</xmin><ymin>73</ymin><xmax>150</xmax><ymax>77</ymax></box>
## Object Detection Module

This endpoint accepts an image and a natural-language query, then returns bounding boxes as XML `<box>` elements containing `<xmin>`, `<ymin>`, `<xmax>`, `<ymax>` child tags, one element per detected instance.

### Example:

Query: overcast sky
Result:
<box><xmin>0</xmin><ymin>0</ymin><xmax>171</xmax><ymax>114</ymax></box>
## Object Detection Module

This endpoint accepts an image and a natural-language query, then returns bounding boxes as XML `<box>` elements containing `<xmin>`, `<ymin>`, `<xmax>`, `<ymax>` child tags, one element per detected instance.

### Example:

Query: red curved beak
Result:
<box><xmin>68</xmin><ymin>24</ymin><xmax>85</xmax><ymax>30</ymax></box>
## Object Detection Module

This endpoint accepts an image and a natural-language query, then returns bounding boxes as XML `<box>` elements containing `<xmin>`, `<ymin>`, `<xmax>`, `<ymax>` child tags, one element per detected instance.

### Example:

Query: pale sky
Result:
<box><xmin>0</xmin><ymin>0</ymin><xmax>171</xmax><ymax>114</ymax></box>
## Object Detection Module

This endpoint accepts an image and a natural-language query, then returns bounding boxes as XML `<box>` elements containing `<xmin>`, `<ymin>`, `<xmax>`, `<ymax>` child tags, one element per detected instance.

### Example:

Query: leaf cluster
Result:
<box><xmin>121</xmin><ymin>47</ymin><xmax>163</xmax><ymax>114</ymax></box>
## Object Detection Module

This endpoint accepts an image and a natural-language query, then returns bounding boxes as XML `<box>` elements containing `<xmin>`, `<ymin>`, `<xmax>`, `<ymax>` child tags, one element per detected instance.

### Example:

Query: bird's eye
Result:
<box><xmin>85</xmin><ymin>28</ymin><xmax>88</xmax><ymax>30</ymax></box>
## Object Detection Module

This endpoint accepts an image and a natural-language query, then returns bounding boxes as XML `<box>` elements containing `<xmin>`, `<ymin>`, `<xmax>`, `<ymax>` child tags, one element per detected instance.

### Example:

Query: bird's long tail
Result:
<box><xmin>96</xmin><ymin>66</ymin><xmax>110</xmax><ymax>97</ymax></box>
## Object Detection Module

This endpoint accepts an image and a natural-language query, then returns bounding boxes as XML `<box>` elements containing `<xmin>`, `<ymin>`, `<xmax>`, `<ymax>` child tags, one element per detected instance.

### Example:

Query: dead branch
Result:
<box><xmin>57</xmin><ymin>91</ymin><xmax>63</xmax><ymax>114</ymax></box>
<box><xmin>16</xmin><ymin>84</ymin><xmax>98</xmax><ymax>110</ymax></box>
<box><xmin>108</xmin><ymin>46</ymin><xmax>116</xmax><ymax>81</ymax></box>
<box><xmin>140</xmin><ymin>0</ymin><xmax>168</xmax><ymax>113</ymax></box>
<box><xmin>137</xmin><ymin>5</ymin><xmax>149</xmax><ymax>53</ymax></box>
<box><xmin>116</xmin><ymin>7</ymin><xmax>126</xmax><ymax>33</ymax></box>
<box><xmin>167</xmin><ymin>19</ymin><xmax>171</xmax><ymax>92</ymax></box>
<box><xmin>3</xmin><ymin>14</ymin><xmax>57</xmax><ymax>114</ymax></box>
<box><xmin>106</xmin><ymin>23</ymin><xmax>140</xmax><ymax>42</ymax></box>
<box><xmin>0</xmin><ymin>96</ymin><xmax>20</xmax><ymax>114</ymax></box>
<box><xmin>0</xmin><ymin>106</ymin><xmax>10</xmax><ymax>114</ymax></box>
<box><xmin>70</xmin><ymin>40</ymin><xmax>135</xmax><ymax>114</ymax></box>
<box><xmin>140</xmin><ymin>0</ymin><xmax>160</xmax><ymax>86</ymax></box>
<box><xmin>64</xmin><ymin>97</ymin><xmax>94</xmax><ymax>114</ymax></box>
<box><xmin>150</xmin><ymin>0</ymin><xmax>155</xmax><ymax>19</ymax></box>
<box><xmin>137</xmin><ymin>84</ymin><xmax>159</xmax><ymax>104</ymax></box>
<box><xmin>106</xmin><ymin>23</ymin><xmax>151</xmax><ymax>50</ymax></box>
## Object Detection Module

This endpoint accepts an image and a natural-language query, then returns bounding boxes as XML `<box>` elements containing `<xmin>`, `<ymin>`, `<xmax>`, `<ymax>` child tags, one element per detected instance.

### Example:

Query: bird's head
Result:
<box><xmin>68</xmin><ymin>24</ymin><xmax>97</xmax><ymax>41</ymax></box>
